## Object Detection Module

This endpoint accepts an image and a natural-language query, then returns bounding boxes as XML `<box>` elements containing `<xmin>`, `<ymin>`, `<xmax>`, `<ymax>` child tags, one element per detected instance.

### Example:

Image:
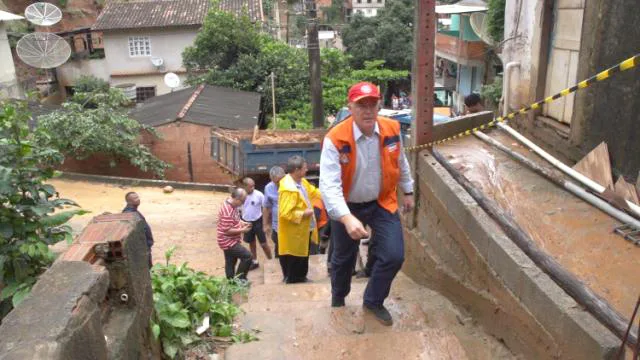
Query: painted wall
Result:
<box><xmin>501</xmin><ymin>0</ymin><xmax>537</xmax><ymax>111</ymax></box>
<box><xmin>351</xmin><ymin>0</ymin><xmax>384</xmax><ymax>17</ymax></box>
<box><xmin>56</xmin><ymin>58</ymin><xmax>110</xmax><ymax>89</ymax></box>
<box><xmin>102</xmin><ymin>27</ymin><xmax>197</xmax><ymax>75</ymax></box>
<box><xmin>110</xmin><ymin>73</ymin><xmax>190</xmax><ymax>97</ymax></box>
<box><xmin>0</xmin><ymin>22</ymin><xmax>22</xmax><ymax>99</ymax></box>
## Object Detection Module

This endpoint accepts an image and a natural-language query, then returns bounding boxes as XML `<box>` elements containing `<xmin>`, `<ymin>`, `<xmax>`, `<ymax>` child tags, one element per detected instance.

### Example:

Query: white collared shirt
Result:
<box><xmin>319</xmin><ymin>120</ymin><xmax>414</xmax><ymax>220</ymax></box>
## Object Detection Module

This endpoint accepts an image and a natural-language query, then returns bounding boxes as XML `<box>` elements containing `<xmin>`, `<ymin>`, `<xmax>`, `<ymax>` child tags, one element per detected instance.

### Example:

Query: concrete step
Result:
<box><xmin>263</xmin><ymin>254</ymin><xmax>329</xmax><ymax>284</ymax></box>
<box><xmin>224</xmin><ymin>328</ymin><xmax>469</xmax><ymax>360</ymax></box>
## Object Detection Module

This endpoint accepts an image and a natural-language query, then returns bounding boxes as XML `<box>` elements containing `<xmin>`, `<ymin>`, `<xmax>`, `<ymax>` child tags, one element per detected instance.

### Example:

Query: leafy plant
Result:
<box><xmin>151</xmin><ymin>247</ymin><xmax>251</xmax><ymax>359</ymax></box>
<box><xmin>487</xmin><ymin>0</ymin><xmax>506</xmax><ymax>42</ymax></box>
<box><xmin>73</xmin><ymin>75</ymin><xmax>110</xmax><ymax>94</ymax></box>
<box><xmin>34</xmin><ymin>88</ymin><xmax>170</xmax><ymax>178</ymax></box>
<box><xmin>0</xmin><ymin>100</ymin><xmax>87</xmax><ymax>320</ymax></box>
<box><xmin>480</xmin><ymin>76</ymin><xmax>502</xmax><ymax>108</ymax></box>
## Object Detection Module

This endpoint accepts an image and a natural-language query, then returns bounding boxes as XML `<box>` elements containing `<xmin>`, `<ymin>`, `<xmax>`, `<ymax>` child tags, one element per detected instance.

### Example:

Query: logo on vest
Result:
<box><xmin>339</xmin><ymin>153</ymin><xmax>350</xmax><ymax>164</ymax></box>
<box><xmin>386</xmin><ymin>142</ymin><xmax>398</xmax><ymax>153</ymax></box>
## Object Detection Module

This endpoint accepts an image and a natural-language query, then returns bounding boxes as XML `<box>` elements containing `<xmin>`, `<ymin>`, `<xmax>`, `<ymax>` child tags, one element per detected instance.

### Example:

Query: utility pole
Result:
<box><xmin>271</xmin><ymin>72</ymin><xmax>277</xmax><ymax>129</ymax></box>
<box><xmin>412</xmin><ymin>0</ymin><xmax>436</xmax><ymax>146</ymax></box>
<box><xmin>306</xmin><ymin>0</ymin><xmax>324</xmax><ymax>128</ymax></box>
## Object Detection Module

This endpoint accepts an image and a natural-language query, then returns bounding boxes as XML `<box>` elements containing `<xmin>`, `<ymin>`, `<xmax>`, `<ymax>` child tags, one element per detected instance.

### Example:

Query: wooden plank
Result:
<box><xmin>614</xmin><ymin>177</ymin><xmax>640</xmax><ymax>205</ymax></box>
<box><xmin>432</xmin><ymin>111</ymin><xmax>494</xmax><ymax>142</ymax></box>
<box><xmin>572</xmin><ymin>142</ymin><xmax>614</xmax><ymax>189</ymax></box>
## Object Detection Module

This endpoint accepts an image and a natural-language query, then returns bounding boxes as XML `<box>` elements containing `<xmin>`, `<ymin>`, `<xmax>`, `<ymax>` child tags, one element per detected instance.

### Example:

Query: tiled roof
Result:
<box><xmin>93</xmin><ymin>0</ymin><xmax>211</xmax><ymax>31</ymax></box>
<box><xmin>129</xmin><ymin>85</ymin><xmax>262</xmax><ymax>129</ymax></box>
<box><xmin>93</xmin><ymin>0</ymin><xmax>264</xmax><ymax>31</ymax></box>
<box><xmin>219</xmin><ymin>0</ymin><xmax>264</xmax><ymax>23</ymax></box>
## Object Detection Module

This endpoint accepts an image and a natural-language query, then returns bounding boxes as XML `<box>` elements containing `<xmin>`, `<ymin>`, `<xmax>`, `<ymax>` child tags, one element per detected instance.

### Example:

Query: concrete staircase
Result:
<box><xmin>226</xmin><ymin>254</ymin><xmax>516</xmax><ymax>360</ymax></box>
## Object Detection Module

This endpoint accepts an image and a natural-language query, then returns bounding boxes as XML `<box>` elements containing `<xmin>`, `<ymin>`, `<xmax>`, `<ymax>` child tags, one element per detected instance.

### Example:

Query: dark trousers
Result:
<box><xmin>279</xmin><ymin>255</ymin><xmax>309</xmax><ymax>283</ymax></box>
<box><xmin>330</xmin><ymin>201</ymin><xmax>404</xmax><ymax>306</ymax></box>
<box><xmin>243</xmin><ymin>216</ymin><xmax>267</xmax><ymax>244</ymax></box>
<box><xmin>271</xmin><ymin>229</ymin><xmax>280</xmax><ymax>258</ymax></box>
<box><xmin>279</xmin><ymin>232</ymin><xmax>314</xmax><ymax>283</ymax></box>
<box><xmin>223</xmin><ymin>242</ymin><xmax>252</xmax><ymax>280</ymax></box>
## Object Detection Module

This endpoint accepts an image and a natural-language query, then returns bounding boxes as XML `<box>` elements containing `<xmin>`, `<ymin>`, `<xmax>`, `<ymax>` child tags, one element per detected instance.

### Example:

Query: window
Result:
<box><xmin>367</xmin><ymin>0</ymin><xmax>372</xmax><ymax>3</ymax></box>
<box><xmin>136</xmin><ymin>86</ymin><xmax>156</xmax><ymax>102</ymax></box>
<box><xmin>366</xmin><ymin>8</ymin><xmax>372</xmax><ymax>14</ymax></box>
<box><xmin>128</xmin><ymin>36</ymin><xmax>151</xmax><ymax>57</ymax></box>
<box><xmin>356</xmin><ymin>9</ymin><xmax>363</xmax><ymax>14</ymax></box>
<box><xmin>356</xmin><ymin>0</ymin><xmax>361</xmax><ymax>3</ymax></box>
<box><xmin>377</xmin><ymin>0</ymin><xmax>382</xmax><ymax>3</ymax></box>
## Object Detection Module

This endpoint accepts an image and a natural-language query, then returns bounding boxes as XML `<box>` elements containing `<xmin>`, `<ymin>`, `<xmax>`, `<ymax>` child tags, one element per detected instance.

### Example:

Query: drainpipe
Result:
<box><xmin>502</xmin><ymin>62</ymin><xmax>520</xmax><ymax>117</ymax></box>
<box><xmin>497</xmin><ymin>122</ymin><xmax>640</xmax><ymax>220</ymax></box>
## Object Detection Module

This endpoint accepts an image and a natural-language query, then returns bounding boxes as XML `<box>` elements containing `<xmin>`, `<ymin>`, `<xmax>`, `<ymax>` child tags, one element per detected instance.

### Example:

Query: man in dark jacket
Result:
<box><xmin>123</xmin><ymin>192</ymin><xmax>154</xmax><ymax>268</ymax></box>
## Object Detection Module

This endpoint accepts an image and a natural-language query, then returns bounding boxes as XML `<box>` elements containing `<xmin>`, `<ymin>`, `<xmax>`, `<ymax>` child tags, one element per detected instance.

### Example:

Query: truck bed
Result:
<box><xmin>212</xmin><ymin>128</ymin><xmax>326</xmax><ymax>147</ymax></box>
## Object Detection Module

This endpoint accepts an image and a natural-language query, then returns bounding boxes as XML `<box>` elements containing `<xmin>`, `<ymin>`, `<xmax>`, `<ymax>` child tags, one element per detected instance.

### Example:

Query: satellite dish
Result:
<box><xmin>24</xmin><ymin>2</ymin><xmax>62</xmax><ymax>26</ymax></box>
<box><xmin>164</xmin><ymin>72</ymin><xmax>181</xmax><ymax>89</ymax></box>
<box><xmin>16</xmin><ymin>33</ymin><xmax>71</xmax><ymax>69</ymax></box>
<box><xmin>151</xmin><ymin>56</ymin><xmax>164</xmax><ymax>68</ymax></box>
<box><xmin>470</xmin><ymin>12</ymin><xmax>496</xmax><ymax>46</ymax></box>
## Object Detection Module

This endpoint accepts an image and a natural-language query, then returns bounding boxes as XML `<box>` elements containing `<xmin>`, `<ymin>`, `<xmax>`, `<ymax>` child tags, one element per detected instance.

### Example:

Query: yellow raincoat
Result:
<box><xmin>278</xmin><ymin>174</ymin><xmax>320</xmax><ymax>257</ymax></box>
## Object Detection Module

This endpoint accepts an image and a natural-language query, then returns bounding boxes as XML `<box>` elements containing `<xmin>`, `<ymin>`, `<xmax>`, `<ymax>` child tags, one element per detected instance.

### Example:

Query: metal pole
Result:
<box><xmin>271</xmin><ymin>72</ymin><xmax>277</xmax><ymax>129</ymax></box>
<box><xmin>412</xmin><ymin>0</ymin><xmax>436</xmax><ymax>146</ymax></box>
<box><xmin>306</xmin><ymin>0</ymin><xmax>324</xmax><ymax>128</ymax></box>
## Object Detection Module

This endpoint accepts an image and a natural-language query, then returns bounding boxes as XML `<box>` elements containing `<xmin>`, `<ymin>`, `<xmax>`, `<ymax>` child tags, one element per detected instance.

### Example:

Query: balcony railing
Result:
<box><xmin>435</xmin><ymin>32</ymin><xmax>486</xmax><ymax>63</ymax></box>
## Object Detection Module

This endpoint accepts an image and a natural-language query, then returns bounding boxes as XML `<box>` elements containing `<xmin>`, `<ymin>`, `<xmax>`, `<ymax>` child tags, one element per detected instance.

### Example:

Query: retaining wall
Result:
<box><xmin>402</xmin><ymin>151</ymin><xmax>620</xmax><ymax>359</ymax></box>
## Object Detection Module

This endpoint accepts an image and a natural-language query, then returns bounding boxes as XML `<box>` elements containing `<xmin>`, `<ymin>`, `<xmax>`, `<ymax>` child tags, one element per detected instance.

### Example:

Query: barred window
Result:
<box><xmin>128</xmin><ymin>36</ymin><xmax>151</xmax><ymax>57</ymax></box>
<box><xmin>136</xmin><ymin>86</ymin><xmax>156</xmax><ymax>102</ymax></box>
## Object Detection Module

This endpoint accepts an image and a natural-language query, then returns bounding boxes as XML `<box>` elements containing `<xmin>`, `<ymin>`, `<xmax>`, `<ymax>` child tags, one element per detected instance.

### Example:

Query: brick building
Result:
<box><xmin>61</xmin><ymin>84</ymin><xmax>263</xmax><ymax>184</ymax></box>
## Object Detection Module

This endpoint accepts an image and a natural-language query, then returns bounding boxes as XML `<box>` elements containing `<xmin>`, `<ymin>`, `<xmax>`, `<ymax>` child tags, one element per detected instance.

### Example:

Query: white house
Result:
<box><xmin>0</xmin><ymin>10</ymin><xmax>24</xmax><ymax>99</ymax></box>
<box><xmin>351</xmin><ymin>0</ymin><xmax>385</xmax><ymax>17</ymax></box>
<box><xmin>90</xmin><ymin>0</ymin><xmax>212</xmax><ymax>101</ymax></box>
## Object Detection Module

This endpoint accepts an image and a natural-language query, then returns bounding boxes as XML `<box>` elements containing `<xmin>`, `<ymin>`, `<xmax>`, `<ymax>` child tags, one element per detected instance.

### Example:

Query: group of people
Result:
<box><xmin>217</xmin><ymin>81</ymin><xmax>416</xmax><ymax>326</ymax></box>
<box><xmin>391</xmin><ymin>92</ymin><xmax>411</xmax><ymax>110</ymax></box>
<box><xmin>216</xmin><ymin>155</ymin><xmax>330</xmax><ymax>285</ymax></box>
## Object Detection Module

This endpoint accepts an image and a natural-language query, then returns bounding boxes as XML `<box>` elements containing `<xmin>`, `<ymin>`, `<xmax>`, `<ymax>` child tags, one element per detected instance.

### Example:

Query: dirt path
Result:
<box><xmin>49</xmin><ymin>179</ymin><xmax>234</xmax><ymax>276</ymax></box>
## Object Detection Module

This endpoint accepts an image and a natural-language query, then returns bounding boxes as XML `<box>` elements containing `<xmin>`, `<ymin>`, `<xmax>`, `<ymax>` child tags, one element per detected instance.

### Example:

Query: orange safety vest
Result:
<box><xmin>312</xmin><ymin>197</ymin><xmax>328</xmax><ymax>229</ymax></box>
<box><xmin>325</xmin><ymin>116</ymin><xmax>401</xmax><ymax>213</ymax></box>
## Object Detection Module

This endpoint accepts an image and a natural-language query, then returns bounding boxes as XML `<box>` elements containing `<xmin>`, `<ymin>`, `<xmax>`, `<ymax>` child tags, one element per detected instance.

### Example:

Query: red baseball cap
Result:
<box><xmin>348</xmin><ymin>82</ymin><xmax>381</xmax><ymax>103</ymax></box>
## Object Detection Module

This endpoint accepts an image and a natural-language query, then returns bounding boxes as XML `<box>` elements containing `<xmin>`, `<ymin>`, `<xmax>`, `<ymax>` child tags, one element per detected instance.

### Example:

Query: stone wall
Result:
<box><xmin>0</xmin><ymin>213</ymin><xmax>159</xmax><ymax>360</ymax></box>
<box><xmin>402</xmin><ymin>152</ymin><xmax>620</xmax><ymax>359</ymax></box>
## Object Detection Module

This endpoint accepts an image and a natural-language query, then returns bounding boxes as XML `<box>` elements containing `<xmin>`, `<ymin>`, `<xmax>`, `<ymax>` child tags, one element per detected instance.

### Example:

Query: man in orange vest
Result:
<box><xmin>320</xmin><ymin>82</ymin><xmax>414</xmax><ymax>326</ymax></box>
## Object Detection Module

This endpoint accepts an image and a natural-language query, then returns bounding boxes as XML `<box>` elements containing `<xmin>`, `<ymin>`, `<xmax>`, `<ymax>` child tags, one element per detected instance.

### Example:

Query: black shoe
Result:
<box><xmin>331</xmin><ymin>297</ymin><xmax>345</xmax><ymax>307</ymax></box>
<box><xmin>363</xmin><ymin>303</ymin><xmax>393</xmax><ymax>326</ymax></box>
<box><xmin>249</xmin><ymin>262</ymin><xmax>259</xmax><ymax>271</ymax></box>
<box><xmin>355</xmin><ymin>270</ymin><xmax>370</xmax><ymax>279</ymax></box>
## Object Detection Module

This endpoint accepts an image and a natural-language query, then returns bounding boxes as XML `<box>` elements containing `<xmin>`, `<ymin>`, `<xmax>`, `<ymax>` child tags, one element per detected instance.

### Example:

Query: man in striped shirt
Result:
<box><xmin>217</xmin><ymin>187</ymin><xmax>253</xmax><ymax>281</ymax></box>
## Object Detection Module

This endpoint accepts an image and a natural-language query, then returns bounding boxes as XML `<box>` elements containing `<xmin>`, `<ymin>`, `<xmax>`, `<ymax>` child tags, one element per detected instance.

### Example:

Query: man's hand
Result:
<box><xmin>302</xmin><ymin>209</ymin><xmax>314</xmax><ymax>218</ymax></box>
<box><xmin>340</xmin><ymin>214</ymin><xmax>368</xmax><ymax>240</ymax></box>
<box><xmin>239</xmin><ymin>222</ymin><xmax>252</xmax><ymax>233</ymax></box>
<box><xmin>402</xmin><ymin>194</ymin><xmax>415</xmax><ymax>213</ymax></box>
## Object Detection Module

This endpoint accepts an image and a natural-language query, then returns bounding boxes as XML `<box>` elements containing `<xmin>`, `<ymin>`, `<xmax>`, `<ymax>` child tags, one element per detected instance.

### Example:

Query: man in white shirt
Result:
<box><xmin>320</xmin><ymin>82</ymin><xmax>414</xmax><ymax>326</ymax></box>
<box><xmin>242</xmin><ymin>177</ymin><xmax>272</xmax><ymax>270</ymax></box>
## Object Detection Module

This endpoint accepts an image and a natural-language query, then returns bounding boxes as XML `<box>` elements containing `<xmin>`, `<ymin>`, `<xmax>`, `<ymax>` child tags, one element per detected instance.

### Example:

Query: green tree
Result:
<box><xmin>0</xmin><ymin>100</ymin><xmax>87</xmax><ymax>320</ymax></box>
<box><xmin>342</xmin><ymin>0</ymin><xmax>415</xmax><ymax>70</ymax></box>
<box><xmin>35</xmin><ymin>89</ymin><xmax>169</xmax><ymax>178</ymax></box>
<box><xmin>73</xmin><ymin>75</ymin><xmax>110</xmax><ymax>94</ymax></box>
<box><xmin>487</xmin><ymin>0</ymin><xmax>506</xmax><ymax>42</ymax></box>
<box><xmin>182</xmin><ymin>8</ymin><xmax>263</xmax><ymax>73</ymax></box>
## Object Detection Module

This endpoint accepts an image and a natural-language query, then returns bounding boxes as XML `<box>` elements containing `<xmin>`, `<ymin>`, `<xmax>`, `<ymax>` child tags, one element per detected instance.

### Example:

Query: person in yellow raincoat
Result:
<box><xmin>278</xmin><ymin>155</ymin><xmax>320</xmax><ymax>283</ymax></box>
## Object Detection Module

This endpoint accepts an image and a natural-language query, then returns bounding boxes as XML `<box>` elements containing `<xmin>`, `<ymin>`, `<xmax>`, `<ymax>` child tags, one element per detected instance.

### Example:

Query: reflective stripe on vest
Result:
<box><xmin>325</xmin><ymin>116</ymin><xmax>401</xmax><ymax>213</ymax></box>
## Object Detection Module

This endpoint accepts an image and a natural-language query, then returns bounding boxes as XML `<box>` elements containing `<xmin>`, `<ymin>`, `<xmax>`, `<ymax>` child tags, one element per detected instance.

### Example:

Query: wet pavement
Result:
<box><xmin>227</xmin><ymin>254</ymin><xmax>517</xmax><ymax>360</ymax></box>
<box><xmin>48</xmin><ymin>179</ymin><xmax>232</xmax><ymax>276</ymax></box>
<box><xmin>436</xmin><ymin>130</ymin><xmax>640</xmax><ymax>317</ymax></box>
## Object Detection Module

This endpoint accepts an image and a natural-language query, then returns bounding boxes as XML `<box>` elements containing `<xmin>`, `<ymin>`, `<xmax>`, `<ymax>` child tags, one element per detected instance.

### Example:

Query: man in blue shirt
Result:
<box><xmin>122</xmin><ymin>192</ymin><xmax>154</xmax><ymax>268</ymax></box>
<box><xmin>263</xmin><ymin>166</ymin><xmax>285</xmax><ymax>277</ymax></box>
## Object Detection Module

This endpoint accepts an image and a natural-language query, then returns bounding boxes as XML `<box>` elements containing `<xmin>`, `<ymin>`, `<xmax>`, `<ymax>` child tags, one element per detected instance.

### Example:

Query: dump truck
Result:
<box><xmin>210</xmin><ymin>127</ymin><xmax>326</xmax><ymax>180</ymax></box>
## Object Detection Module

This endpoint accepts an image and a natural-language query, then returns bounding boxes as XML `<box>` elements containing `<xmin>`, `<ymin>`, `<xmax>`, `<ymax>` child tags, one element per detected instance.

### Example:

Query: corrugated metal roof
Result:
<box><xmin>93</xmin><ymin>0</ymin><xmax>210</xmax><ymax>31</ymax></box>
<box><xmin>129</xmin><ymin>85</ymin><xmax>261</xmax><ymax>129</ymax></box>
<box><xmin>93</xmin><ymin>0</ymin><xmax>264</xmax><ymax>31</ymax></box>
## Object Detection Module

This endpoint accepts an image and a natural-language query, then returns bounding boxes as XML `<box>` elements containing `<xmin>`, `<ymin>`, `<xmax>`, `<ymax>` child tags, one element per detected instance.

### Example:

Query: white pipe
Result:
<box><xmin>497</xmin><ymin>122</ymin><xmax>640</xmax><ymax>219</ymax></box>
<box><xmin>502</xmin><ymin>62</ymin><xmax>520</xmax><ymax>117</ymax></box>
